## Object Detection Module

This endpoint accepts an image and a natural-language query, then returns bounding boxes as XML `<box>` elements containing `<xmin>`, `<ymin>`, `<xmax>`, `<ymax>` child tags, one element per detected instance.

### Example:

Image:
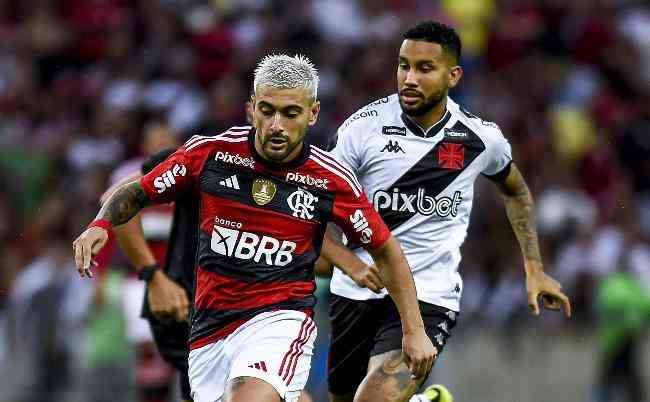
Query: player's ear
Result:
<box><xmin>245</xmin><ymin>100</ymin><xmax>254</xmax><ymax>124</ymax></box>
<box><xmin>448</xmin><ymin>65</ymin><xmax>463</xmax><ymax>89</ymax></box>
<box><xmin>308</xmin><ymin>100</ymin><xmax>320</xmax><ymax>126</ymax></box>
<box><xmin>249</xmin><ymin>94</ymin><xmax>257</xmax><ymax>125</ymax></box>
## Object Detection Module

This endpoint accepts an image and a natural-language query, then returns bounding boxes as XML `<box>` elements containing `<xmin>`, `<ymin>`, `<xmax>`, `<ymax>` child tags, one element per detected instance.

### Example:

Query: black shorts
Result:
<box><xmin>327</xmin><ymin>294</ymin><xmax>457</xmax><ymax>395</ymax></box>
<box><xmin>148</xmin><ymin>317</ymin><xmax>192</xmax><ymax>401</ymax></box>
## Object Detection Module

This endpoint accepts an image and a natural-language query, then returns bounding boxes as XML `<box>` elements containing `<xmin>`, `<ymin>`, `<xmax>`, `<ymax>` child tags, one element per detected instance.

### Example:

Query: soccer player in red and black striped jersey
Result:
<box><xmin>73</xmin><ymin>54</ymin><xmax>436</xmax><ymax>402</ymax></box>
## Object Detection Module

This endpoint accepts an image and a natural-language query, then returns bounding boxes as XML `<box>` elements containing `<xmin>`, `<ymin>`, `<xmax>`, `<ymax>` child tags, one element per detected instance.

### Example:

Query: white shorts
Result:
<box><xmin>188</xmin><ymin>310</ymin><xmax>316</xmax><ymax>402</ymax></box>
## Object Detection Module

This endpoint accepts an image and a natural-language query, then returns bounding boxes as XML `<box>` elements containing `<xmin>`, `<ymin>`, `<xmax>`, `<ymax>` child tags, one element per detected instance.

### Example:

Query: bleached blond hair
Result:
<box><xmin>253</xmin><ymin>54</ymin><xmax>319</xmax><ymax>101</ymax></box>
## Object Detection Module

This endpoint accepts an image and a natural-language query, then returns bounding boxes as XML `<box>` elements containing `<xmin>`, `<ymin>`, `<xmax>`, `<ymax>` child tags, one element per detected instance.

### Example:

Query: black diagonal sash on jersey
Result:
<box><xmin>379</xmin><ymin>120</ymin><xmax>486</xmax><ymax>231</ymax></box>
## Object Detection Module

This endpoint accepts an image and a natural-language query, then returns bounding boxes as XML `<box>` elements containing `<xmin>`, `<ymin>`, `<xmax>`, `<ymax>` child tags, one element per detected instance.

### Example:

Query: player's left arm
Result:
<box><xmin>494</xmin><ymin>163</ymin><xmax>572</xmax><ymax>318</ymax></box>
<box><xmin>317</xmin><ymin>229</ymin><xmax>385</xmax><ymax>293</ymax></box>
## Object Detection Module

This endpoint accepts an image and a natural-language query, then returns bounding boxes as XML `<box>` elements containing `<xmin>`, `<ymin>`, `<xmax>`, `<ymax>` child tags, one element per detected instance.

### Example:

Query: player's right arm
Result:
<box><xmin>73</xmin><ymin>142</ymin><xmax>206</xmax><ymax>278</ymax></box>
<box><xmin>73</xmin><ymin>180</ymin><xmax>153</xmax><ymax>277</ymax></box>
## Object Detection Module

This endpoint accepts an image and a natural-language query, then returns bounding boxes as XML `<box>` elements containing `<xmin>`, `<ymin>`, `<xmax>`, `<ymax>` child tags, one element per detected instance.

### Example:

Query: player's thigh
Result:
<box><xmin>188</xmin><ymin>310</ymin><xmax>316</xmax><ymax>402</ymax></box>
<box><xmin>328</xmin><ymin>295</ymin><xmax>381</xmax><ymax>399</ymax></box>
<box><xmin>222</xmin><ymin>378</ymin><xmax>314</xmax><ymax>402</ymax></box>
<box><xmin>227</xmin><ymin>310</ymin><xmax>317</xmax><ymax>402</ymax></box>
<box><xmin>223</xmin><ymin>376</ymin><xmax>281</xmax><ymax>402</ymax></box>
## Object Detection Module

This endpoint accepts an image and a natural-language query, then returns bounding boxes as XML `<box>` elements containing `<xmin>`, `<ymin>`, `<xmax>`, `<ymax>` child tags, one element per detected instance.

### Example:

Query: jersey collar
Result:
<box><xmin>247</xmin><ymin>127</ymin><xmax>311</xmax><ymax>170</ymax></box>
<box><xmin>401</xmin><ymin>108</ymin><xmax>451</xmax><ymax>138</ymax></box>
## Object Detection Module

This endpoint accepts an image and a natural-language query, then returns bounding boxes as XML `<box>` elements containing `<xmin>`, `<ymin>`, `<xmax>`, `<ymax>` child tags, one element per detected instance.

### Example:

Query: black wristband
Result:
<box><xmin>138</xmin><ymin>264</ymin><xmax>158</xmax><ymax>282</ymax></box>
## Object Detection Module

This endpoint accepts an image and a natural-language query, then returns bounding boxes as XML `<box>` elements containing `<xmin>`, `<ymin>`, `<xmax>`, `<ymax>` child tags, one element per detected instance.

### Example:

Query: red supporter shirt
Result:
<box><xmin>140</xmin><ymin>126</ymin><xmax>391</xmax><ymax>349</ymax></box>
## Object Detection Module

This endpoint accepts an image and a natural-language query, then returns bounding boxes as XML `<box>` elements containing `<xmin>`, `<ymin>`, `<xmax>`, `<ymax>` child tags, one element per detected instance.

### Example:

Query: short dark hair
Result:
<box><xmin>403</xmin><ymin>21</ymin><xmax>461</xmax><ymax>63</ymax></box>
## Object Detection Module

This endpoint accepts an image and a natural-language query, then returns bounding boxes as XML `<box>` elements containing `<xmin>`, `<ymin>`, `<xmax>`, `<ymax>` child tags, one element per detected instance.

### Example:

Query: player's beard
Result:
<box><xmin>261</xmin><ymin>130</ymin><xmax>303</xmax><ymax>161</ymax></box>
<box><xmin>399</xmin><ymin>89</ymin><xmax>446</xmax><ymax>117</ymax></box>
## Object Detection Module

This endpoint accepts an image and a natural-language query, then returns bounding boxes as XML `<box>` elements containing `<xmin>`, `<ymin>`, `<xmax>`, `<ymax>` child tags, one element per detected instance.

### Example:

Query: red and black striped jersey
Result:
<box><xmin>140</xmin><ymin>126</ymin><xmax>391</xmax><ymax>349</ymax></box>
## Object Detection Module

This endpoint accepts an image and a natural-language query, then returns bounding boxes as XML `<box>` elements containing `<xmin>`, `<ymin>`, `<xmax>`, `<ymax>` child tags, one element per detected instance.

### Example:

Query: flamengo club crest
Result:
<box><xmin>287</xmin><ymin>189</ymin><xmax>318</xmax><ymax>220</ymax></box>
<box><xmin>438</xmin><ymin>142</ymin><xmax>465</xmax><ymax>170</ymax></box>
<box><xmin>252</xmin><ymin>178</ymin><xmax>277</xmax><ymax>205</ymax></box>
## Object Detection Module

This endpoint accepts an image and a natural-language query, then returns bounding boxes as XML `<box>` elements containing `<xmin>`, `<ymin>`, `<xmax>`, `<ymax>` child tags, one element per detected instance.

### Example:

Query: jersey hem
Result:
<box><xmin>328</xmin><ymin>288</ymin><xmax>460</xmax><ymax>312</ymax></box>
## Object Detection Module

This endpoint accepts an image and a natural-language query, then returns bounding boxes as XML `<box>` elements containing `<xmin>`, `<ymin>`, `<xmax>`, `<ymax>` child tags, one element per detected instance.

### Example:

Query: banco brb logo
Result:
<box><xmin>211</xmin><ymin>222</ymin><xmax>296</xmax><ymax>267</ymax></box>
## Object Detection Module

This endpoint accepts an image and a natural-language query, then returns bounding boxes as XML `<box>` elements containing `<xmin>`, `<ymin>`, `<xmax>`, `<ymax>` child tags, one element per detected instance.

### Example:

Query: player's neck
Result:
<box><xmin>409</xmin><ymin>97</ymin><xmax>448</xmax><ymax>131</ymax></box>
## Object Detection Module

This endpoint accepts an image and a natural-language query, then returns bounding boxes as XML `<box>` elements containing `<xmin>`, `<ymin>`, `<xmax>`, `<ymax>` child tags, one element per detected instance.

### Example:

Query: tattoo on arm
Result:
<box><xmin>96</xmin><ymin>181</ymin><xmax>151</xmax><ymax>226</ymax></box>
<box><xmin>496</xmin><ymin>164</ymin><xmax>542</xmax><ymax>263</ymax></box>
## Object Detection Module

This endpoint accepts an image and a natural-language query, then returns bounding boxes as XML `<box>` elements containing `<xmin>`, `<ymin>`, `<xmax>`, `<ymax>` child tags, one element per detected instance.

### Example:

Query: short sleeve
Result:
<box><xmin>330</xmin><ymin>122</ymin><xmax>362</xmax><ymax>172</ymax></box>
<box><xmin>331</xmin><ymin>180</ymin><xmax>391</xmax><ymax>250</ymax></box>
<box><xmin>140</xmin><ymin>144</ymin><xmax>209</xmax><ymax>204</ymax></box>
<box><xmin>482</xmin><ymin>128</ymin><xmax>513</xmax><ymax>178</ymax></box>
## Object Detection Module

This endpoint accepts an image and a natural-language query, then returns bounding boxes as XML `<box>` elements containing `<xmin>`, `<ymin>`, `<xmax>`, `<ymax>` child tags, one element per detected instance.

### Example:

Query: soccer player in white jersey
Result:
<box><xmin>326</xmin><ymin>21</ymin><xmax>572</xmax><ymax>402</ymax></box>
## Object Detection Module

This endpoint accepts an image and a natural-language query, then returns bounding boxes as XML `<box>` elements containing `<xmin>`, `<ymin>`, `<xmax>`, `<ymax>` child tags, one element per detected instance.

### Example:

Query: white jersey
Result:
<box><xmin>330</xmin><ymin>94</ymin><xmax>512</xmax><ymax>311</ymax></box>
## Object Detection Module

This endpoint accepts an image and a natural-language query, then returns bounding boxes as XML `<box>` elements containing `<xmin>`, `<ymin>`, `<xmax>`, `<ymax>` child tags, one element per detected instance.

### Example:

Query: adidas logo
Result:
<box><xmin>248</xmin><ymin>361</ymin><xmax>267</xmax><ymax>372</ymax></box>
<box><xmin>219</xmin><ymin>175</ymin><xmax>240</xmax><ymax>189</ymax></box>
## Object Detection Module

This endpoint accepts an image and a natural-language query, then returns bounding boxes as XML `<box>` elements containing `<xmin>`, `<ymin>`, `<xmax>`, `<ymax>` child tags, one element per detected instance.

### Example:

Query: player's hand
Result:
<box><xmin>402</xmin><ymin>328</ymin><xmax>437</xmax><ymax>379</ymax></box>
<box><xmin>347</xmin><ymin>264</ymin><xmax>385</xmax><ymax>293</ymax></box>
<box><xmin>148</xmin><ymin>270</ymin><xmax>190</xmax><ymax>322</ymax></box>
<box><xmin>526</xmin><ymin>262</ymin><xmax>572</xmax><ymax>318</ymax></box>
<box><xmin>72</xmin><ymin>227</ymin><xmax>109</xmax><ymax>278</ymax></box>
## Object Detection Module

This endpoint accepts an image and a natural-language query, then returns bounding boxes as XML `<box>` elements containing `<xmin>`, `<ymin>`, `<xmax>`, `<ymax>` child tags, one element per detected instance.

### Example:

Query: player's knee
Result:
<box><xmin>222</xmin><ymin>376</ymin><xmax>281</xmax><ymax>402</ymax></box>
<box><xmin>354</xmin><ymin>354</ymin><xmax>420</xmax><ymax>402</ymax></box>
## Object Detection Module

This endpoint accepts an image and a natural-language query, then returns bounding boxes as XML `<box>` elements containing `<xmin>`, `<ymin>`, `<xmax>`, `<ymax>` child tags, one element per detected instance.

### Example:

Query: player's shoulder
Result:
<box><xmin>182</xmin><ymin>125</ymin><xmax>252</xmax><ymax>152</ymax></box>
<box><xmin>447</xmin><ymin>98</ymin><xmax>506</xmax><ymax>143</ymax></box>
<box><xmin>338</xmin><ymin>94</ymin><xmax>400</xmax><ymax>133</ymax></box>
<box><xmin>305</xmin><ymin>144</ymin><xmax>363</xmax><ymax>198</ymax></box>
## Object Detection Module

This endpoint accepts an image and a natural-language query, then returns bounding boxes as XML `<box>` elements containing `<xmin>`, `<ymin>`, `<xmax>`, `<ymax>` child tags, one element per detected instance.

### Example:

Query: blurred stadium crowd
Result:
<box><xmin>1</xmin><ymin>1</ymin><xmax>649</xmax><ymax>401</ymax></box>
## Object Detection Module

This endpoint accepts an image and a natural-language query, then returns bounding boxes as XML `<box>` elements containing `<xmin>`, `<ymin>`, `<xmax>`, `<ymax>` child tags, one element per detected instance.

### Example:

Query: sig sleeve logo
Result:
<box><xmin>349</xmin><ymin>209</ymin><xmax>373</xmax><ymax>244</ymax></box>
<box><xmin>153</xmin><ymin>164</ymin><xmax>187</xmax><ymax>193</ymax></box>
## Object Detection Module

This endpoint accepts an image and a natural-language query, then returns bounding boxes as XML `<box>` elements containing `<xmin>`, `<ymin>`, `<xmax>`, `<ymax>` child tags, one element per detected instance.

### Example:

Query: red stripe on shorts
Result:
<box><xmin>282</xmin><ymin>319</ymin><xmax>315</xmax><ymax>382</ymax></box>
<box><xmin>278</xmin><ymin>316</ymin><xmax>309</xmax><ymax>378</ymax></box>
<box><xmin>285</xmin><ymin>320</ymin><xmax>316</xmax><ymax>385</ymax></box>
